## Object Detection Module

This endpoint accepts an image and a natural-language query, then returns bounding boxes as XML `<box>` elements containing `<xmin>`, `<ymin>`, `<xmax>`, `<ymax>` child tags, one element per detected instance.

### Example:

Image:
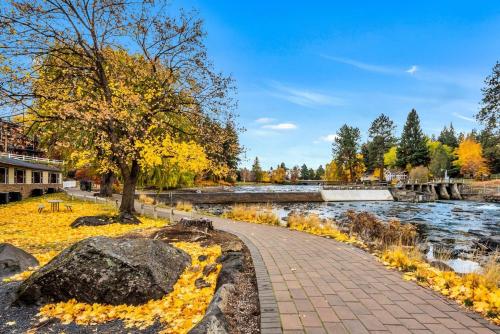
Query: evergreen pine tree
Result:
<box><xmin>308</xmin><ymin>168</ymin><xmax>315</xmax><ymax>180</ymax></box>
<box><xmin>252</xmin><ymin>157</ymin><xmax>263</xmax><ymax>182</ymax></box>
<box><xmin>332</xmin><ymin>124</ymin><xmax>362</xmax><ymax>182</ymax></box>
<box><xmin>300</xmin><ymin>164</ymin><xmax>309</xmax><ymax>180</ymax></box>
<box><xmin>315</xmin><ymin>165</ymin><xmax>325</xmax><ymax>180</ymax></box>
<box><xmin>476</xmin><ymin>61</ymin><xmax>500</xmax><ymax>173</ymax></box>
<box><xmin>438</xmin><ymin>123</ymin><xmax>458</xmax><ymax>148</ymax></box>
<box><xmin>396</xmin><ymin>109</ymin><xmax>430</xmax><ymax>168</ymax></box>
<box><xmin>368</xmin><ymin>113</ymin><xmax>396</xmax><ymax>180</ymax></box>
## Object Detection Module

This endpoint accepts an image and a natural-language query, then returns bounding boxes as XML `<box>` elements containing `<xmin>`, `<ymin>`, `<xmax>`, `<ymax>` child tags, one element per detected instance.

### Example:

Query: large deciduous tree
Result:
<box><xmin>368</xmin><ymin>113</ymin><xmax>396</xmax><ymax>181</ymax></box>
<box><xmin>396</xmin><ymin>109</ymin><xmax>430</xmax><ymax>169</ymax></box>
<box><xmin>0</xmin><ymin>1</ymin><xmax>234</xmax><ymax>217</ymax></box>
<box><xmin>427</xmin><ymin>140</ymin><xmax>454</xmax><ymax>178</ymax></box>
<box><xmin>332</xmin><ymin>124</ymin><xmax>363</xmax><ymax>182</ymax></box>
<box><xmin>454</xmin><ymin>136</ymin><xmax>489</xmax><ymax>178</ymax></box>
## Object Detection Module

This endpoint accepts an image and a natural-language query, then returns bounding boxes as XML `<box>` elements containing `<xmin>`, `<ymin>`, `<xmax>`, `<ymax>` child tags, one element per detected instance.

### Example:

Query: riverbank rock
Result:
<box><xmin>430</xmin><ymin>260</ymin><xmax>454</xmax><ymax>272</ymax></box>
<box><xmin>0</xmin><ymin>244</ymin><xmax>39</xmax><ymax>278</ymax></box>
<box><xmin>188</xmin><ymin>284</ymin><xmax>234</xmax><ymax>334</ymax></box>
<box><xmin>478</xmin><ymin>236</ymin><xmax>500</xmax><ymax>252</ymax></box>
<box><xmin>15</xmin><ymin>237</ymin><xmax>190</xmax><ymax>305</ymax></box>
<box><xmin>216</xmin><ymin>252</ymin><xmax>244</xmax><ymax>289</ymax></box>
<box><xmin>70</xmin><ymin>215</ymin><xmax>114</xmax><ymax>228</ymax></box>
<box><xmin>178</xmin><ymin>218</ymin><xmax>214</xmax><ymax>231</ymax></box>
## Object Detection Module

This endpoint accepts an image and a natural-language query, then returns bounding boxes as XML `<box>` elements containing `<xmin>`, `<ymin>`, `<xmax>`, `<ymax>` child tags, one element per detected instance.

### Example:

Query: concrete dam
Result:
<box><xmin>142</xmin><ymin>187</ymin><xmax>395</xmax><ymax>205</ymax></box>
<box><xmin>140</xmin><ymin>182</ymin><xmax>470</xmax><ymax>205</ymax></box>
<box><xmin>392</xmin><ymin>182</ymin><xmax>464</xmax><ymax>202</ymax></box>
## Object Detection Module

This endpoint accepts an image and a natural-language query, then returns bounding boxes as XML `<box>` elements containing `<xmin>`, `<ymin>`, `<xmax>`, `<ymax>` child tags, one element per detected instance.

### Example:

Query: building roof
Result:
<box><xmin>0</xmin><ymin>156</ymin><xmax>61</xmax><ymax>172</ymax></box>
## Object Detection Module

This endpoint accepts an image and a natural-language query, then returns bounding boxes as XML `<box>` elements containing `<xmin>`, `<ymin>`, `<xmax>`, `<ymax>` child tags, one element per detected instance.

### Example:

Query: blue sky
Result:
<box><xmin>175</xmin><ymin>1</ymin><xmax>500</xmax><ymax>169</ymax></box>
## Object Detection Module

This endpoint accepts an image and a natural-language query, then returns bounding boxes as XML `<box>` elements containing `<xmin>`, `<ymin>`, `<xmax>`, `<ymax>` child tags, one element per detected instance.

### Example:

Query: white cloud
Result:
<box><xmin>321</xmin><ymin>55</ymin><xmax>397</xmax><ymax>74</ymax></box>
<box><xmin>452</xmin><ymin>112</ymin><xmax>476</xmax><ymax>123</ymax></box>
<box><xmin>319</xmin><ymin>134</ymin><xmax>338</xmax><ymax>142</ymax></box>
<box><xmin>268</xmin><ymin>82</ymin><xmax>344</xmax><ymax>108</ymax></box>
<box><xmin>406</xmin><ymin>65</ymin><xmax>418</xmax><ymax>75</ymax></box>
<box><xmin>262</xmin><ymin>123</ymin><xmax>297</xmax><ymax>130</ymax></box>
<box><xmin>322</xmin><ymin>55</ymin><xmax>420</xmax><ymax>77</ymax></box>
<box><xmin>255</xmin><ymin>117</ymin><xmax>274</xmax><ymax>124</ymax></box>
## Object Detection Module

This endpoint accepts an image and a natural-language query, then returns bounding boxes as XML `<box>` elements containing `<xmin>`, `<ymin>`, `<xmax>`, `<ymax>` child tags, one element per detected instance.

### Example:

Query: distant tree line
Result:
<box><xmin>238</xmin><ymin>61</ymin><xmax>499</xmax><ymax>184</ymax></box>
<box><xmin>325</xmin><ymin>61</ymin><xmax>499</xmax><ymax>183</ymax></box>
<box><xmin>237</xmin><ymin>158</ymin><xmax>326</xmax><ymax>184</ymax></box>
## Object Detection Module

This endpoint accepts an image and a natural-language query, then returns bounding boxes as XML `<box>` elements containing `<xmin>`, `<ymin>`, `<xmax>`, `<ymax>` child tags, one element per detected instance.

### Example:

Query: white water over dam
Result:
<box><xmin>320</xmin><ymin>189</ymin><xmax>394</xmax><ymax>201</ymax></box>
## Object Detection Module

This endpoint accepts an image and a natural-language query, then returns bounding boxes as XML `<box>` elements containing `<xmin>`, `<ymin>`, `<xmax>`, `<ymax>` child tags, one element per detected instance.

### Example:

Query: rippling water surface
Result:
<box><xmin>223</xmin><ymin>185</ymin><xmax>500</xmax><ymax>272</ymax></box>
<box><xmin>277</xmin><ymin>201</ymin><xmax>499</xmax><ymax>273</ymax></box>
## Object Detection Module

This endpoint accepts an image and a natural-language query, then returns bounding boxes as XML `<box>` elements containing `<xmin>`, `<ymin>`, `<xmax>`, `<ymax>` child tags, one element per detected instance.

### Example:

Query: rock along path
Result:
<box><xmin>69</xmin><ymin>190</ymin><xmax>500</xmax><ymax>334</ymax></box>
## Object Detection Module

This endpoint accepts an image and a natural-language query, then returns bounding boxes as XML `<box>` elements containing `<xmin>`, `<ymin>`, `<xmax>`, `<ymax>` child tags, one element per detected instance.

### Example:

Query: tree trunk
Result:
<box><xmin>99</xmin><ymin>171</ymin><xmax>115</xmax><ymax>197</ymax></box>
<box><xmin>379</xmin><ymin>164</ymin><xmax>385</xmax><ymax>182</ymax></box>
<box><xmin>120</xmin><ymin>160</ymin><xmax>140</xmax><ymax>214</ymax></box>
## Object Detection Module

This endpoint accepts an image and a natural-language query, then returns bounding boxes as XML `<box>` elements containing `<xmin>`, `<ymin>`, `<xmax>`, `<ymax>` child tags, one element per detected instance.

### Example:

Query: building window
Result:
<box><xmin>15</xmin><ymin>169</ymin><xmax>25</xmax><ymax>184</ymax></box>
<box><xmin>32</xmin><ymin>170</ymin><xmax>42</xmax><ymax>184</ymax></box>
<box><xmin>49</xmin><ymin>173</ymin><xmax>59</xmax><ymax>184</ymax></box>
<box><xmin>0</xmin><ymin>167</ymin><xmax>7</xmax><ymax>184</ymax></box>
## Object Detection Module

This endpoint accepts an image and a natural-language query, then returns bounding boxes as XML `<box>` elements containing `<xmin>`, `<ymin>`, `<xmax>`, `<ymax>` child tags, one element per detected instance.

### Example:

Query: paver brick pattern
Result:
<box><xmin>68</xmin><ymin>191</ymin><xmax>500</xmax><ymax>334</ymax></box>
<box><xmin>208</xmin><ymin>216</ymin><xmax>500</xmax><ymax>334</ymax></box>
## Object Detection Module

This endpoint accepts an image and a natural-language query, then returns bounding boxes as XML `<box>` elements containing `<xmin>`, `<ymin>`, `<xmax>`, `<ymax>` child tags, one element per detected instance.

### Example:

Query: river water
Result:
<box><xmin>213</xmin><ymin>185</ymin><xmax>500</xmax><ymax>273</ymax></box>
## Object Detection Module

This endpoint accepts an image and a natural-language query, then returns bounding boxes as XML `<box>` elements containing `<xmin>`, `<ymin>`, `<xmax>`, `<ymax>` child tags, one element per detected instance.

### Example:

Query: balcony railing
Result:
<box><xmin>0</xmin><ymin>152</ymin><xmax>63</xmax><ymax>165</ymax></box>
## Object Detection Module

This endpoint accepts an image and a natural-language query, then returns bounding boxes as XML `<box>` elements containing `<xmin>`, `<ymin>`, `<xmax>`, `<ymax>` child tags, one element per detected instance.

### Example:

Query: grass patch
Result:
<box><xmin>288</xmin><ymin>214</ymin><xmax>358</xmax><ymax>244</ymax></box>
<box><xmin>138</xmin><ymin>194</ymin><xmax>155</xmax><ymax>205</ymax></box>
<box><xmin>344</xmin><ymin>210</ymin><xmax>417</xmax><ymax>248</ymax></box>
<box><xmin>175</xmin><ymin>201</ymin><xmax>193</xmax><ymax>212</ymax></box>
<box><xmin>223</xmin><ymin>204</ymin><xmax>280</xmax><ymax>225</ymax></box>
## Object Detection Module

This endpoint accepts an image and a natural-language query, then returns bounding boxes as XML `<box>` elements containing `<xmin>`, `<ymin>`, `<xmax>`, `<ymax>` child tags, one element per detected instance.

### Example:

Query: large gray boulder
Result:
<box><xmin>15</xmin><ymin>236</ymin><xmax>190</xmax><ymax>305</ymax></box>
<box><xmin>0</xmin><ymin>243</ymin><xmax>39</xmax><ymax>278</ymax></box>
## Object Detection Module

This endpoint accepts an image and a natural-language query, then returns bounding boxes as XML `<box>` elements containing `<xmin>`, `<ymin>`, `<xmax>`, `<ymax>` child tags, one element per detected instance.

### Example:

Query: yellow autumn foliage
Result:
<box><xmin>0</xmin><ymin>194</ymin><xmax>166</xmax><ymax>272</ymax></box>
<box><xmin>382</xmin><ymin>246</ymin><xmax>499</xmax><ymax>324</ymax></box>
<box><xmin>454</xmin><ymin>137</ymin><xmax>489</xmax><ymax>178</ymax></box>
<box><xmin>39</xmin><ymin>242</ymin><xmax>222</xmax><ymax>333</ymax></box>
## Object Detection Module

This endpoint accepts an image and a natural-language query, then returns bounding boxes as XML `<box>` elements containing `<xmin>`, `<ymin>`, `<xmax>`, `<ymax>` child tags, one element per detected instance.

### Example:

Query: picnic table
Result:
<box><xmin>47</xmin><ymin>199</ymin><xmax>63</xmax><ymax>212</ymax></box>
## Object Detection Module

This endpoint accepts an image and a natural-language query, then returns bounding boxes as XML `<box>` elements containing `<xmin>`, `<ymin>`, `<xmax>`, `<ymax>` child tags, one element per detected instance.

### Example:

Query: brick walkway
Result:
<box><xmin>67</xmin><ymin>190</ymin><xmax>500</xmax><ymax>334</ymax></box>
<box><xmin>203</xmin><ymin>215</ymin><xmax>500</xmax><ymax>334</ymax></box>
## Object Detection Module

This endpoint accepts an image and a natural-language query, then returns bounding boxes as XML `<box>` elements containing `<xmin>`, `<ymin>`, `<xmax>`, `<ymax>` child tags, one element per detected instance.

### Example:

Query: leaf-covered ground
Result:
<box><xmin>0</xmin><ymin>194</ymin><xmax>223</xmax><ymax>333</ymax></box>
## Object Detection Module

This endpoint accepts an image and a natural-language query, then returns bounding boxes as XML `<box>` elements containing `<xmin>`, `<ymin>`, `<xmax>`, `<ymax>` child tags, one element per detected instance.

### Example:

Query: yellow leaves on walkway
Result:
<box><xmin>39</xmin><ymin>242</ymin><xmax>222</xmax><ymax>333</ymax></box>
<box><xmin>0</xmin><ymin>194</ymin><xmax>166</xmax><ymax>279</ymax></box>
<box><xmin>382</xmin><ymin>247</ymin><xmax>499</xmax><ymax>325</ymax></box>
